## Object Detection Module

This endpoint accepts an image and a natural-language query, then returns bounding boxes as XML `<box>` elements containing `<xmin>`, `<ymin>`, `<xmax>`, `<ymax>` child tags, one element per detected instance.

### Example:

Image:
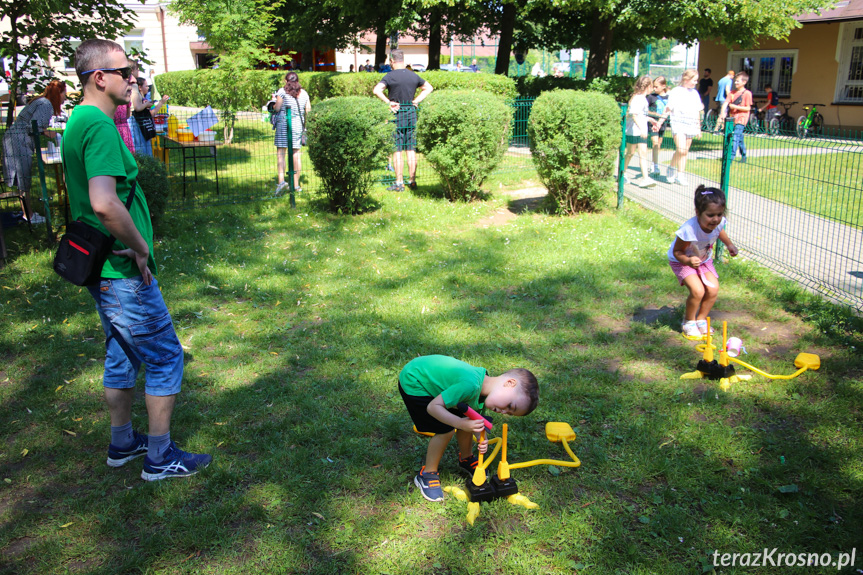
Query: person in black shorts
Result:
<box><xmin>698</xmin><ymin>68</ymin><xmax>713</xmax><ymax>114</ymax></box>
<box><xmin>373</xmin><ymin>49</ymin><xmax>434</xmax><ymax>191</ymax></box>
<box><xmin>647</xmin><ymin>76</ymin><xmax>670</xmax><ymax>176</ymax></box>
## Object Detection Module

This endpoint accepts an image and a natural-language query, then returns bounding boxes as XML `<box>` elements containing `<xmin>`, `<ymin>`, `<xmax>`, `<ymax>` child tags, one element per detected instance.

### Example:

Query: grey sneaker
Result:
<box><xmin>414</xmin><ymin>466</ymin><xmax>444</xmax><ymax>502</ymax></box>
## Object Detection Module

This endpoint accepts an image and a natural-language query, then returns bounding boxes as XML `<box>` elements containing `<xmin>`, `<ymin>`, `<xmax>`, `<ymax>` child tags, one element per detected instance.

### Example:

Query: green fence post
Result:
<box><xmin>286</xmin><ymin>113</ymin><xmax>296</xmax><ymax>209</ymax></box>
<box><xmin>618</xmin><ymin>103</ymin><xmax>627</xmax><ymax>208</ymax></box>
<box><xmin>32</xmin><ymin>119</ymin><xmax>54</xmax><ymax>242</ymax></box>
<box><xmin>716</xmin><ymin>117</ymin><xmax>734</xmax><ymax>260</ymax></box>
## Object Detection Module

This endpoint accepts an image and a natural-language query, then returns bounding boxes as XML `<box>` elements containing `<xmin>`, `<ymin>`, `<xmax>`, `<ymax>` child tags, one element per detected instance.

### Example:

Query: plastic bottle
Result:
<box><xmin>167</xmin><ymin>115</ymin><xmax>179</xmax><ymax>139</ymax></box>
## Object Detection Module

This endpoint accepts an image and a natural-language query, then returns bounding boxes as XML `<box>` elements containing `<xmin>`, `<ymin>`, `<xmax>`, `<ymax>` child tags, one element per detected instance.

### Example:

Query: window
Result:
<box><xmin>835</xmin><ymin>22</ymin><xmax>863</xmax><ymax>103</ymax></box>
<box><xmin>63</xmin><ymin>40</ymin><xmax>82</xmax><ymax>70</ymax></box>
<box><xmin>727</xmin><ymin>50</ymin><xmax>797</xmax><ymax>97</ymax></box>
<box><xmin>123</xmin><ymin>29</ymin><xmax>145</xmax><ymax>67</ymax></box>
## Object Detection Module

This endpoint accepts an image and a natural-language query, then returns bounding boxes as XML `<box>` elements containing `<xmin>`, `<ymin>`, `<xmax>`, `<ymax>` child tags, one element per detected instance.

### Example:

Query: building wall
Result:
<box><xmin>6</xmin><ymin>1</ymin><xmax>203</xmax><ymax>89</ymax></box>
<box><xmin>700</xmin><ymin>22</ymin><xmax>863</xmax><ymax>129</ymax></box>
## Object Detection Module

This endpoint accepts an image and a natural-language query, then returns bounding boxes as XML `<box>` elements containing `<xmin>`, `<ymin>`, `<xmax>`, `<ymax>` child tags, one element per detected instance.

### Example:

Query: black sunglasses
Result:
<box><xmin>80</xmin><ymin>66</ymin><xmax>133</xmax><ymax>80</ymax></box>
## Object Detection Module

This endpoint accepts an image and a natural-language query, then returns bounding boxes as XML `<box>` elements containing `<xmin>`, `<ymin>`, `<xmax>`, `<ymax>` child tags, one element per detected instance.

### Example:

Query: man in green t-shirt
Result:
<box><xmin>63</xmin><ymin>39</ymin><xmax>210</xmax><ymax>481</ymax></box>
<box><xmin>398</xmin><ymin>355</ymin><xmax>539</xmax><ymax>502</ymax></box>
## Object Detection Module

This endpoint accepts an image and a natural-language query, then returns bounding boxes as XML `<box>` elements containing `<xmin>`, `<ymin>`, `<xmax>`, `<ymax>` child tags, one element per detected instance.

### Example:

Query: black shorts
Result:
<box><xmin>393</xmin><ymin>107</ymin><xmax>417</xmax><ymax>151</ymax></box>
<box><xmin>399</xmin><ymin>382</ymin><xmax>461</xmax><ymax>434</ymax></box>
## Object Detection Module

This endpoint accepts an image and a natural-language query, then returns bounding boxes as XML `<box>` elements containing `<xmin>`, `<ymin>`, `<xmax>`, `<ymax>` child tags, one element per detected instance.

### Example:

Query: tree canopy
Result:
<box><xmin>0</xmin><ymin>0</ymin><xmax>136</xmax><ymax>126</ymax></box>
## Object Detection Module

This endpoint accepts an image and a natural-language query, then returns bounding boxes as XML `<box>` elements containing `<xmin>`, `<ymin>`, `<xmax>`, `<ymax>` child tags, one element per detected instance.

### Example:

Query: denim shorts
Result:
<box><xmin>87</xmin><ymin>277</ymin><xmax>183</xmax><ymax>396</ymax></box>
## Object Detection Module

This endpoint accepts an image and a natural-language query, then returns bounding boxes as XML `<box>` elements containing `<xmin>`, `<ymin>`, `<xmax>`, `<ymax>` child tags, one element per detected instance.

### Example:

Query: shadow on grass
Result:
<box><xmin>1</xmin><ymin>197</ymin><xmax>861</xmax><ymax>573</ymax></box>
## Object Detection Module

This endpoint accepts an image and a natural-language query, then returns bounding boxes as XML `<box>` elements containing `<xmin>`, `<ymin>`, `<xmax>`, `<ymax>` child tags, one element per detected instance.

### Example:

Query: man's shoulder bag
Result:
<box><xmin>53</xmin><ymin>191</ymin><xmax>136</xmax><ymax>286</ymax></box>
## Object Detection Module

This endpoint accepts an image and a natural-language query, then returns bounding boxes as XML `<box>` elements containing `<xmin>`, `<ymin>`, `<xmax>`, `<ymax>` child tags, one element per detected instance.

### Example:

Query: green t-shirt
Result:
<box><xmin>399</xmin><ymin>355</ymin><xmax>486</xmax><ymax>411</ymax></box>
<box><xmin>62</xmin><ymin>104</ymin><xmax>156</xmax><ymax>278</ymax></box>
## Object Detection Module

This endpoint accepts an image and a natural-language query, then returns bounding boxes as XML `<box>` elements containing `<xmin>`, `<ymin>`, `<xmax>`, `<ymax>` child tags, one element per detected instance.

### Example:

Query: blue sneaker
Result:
<box><xmin>140</xmin><ymin>442</ymin><xmax>212</xmax><ymax>481</ymax></box>
<box><xmin>414</xmin><ymin>466</ymin><xmax>444</xmax><ymax>502</ymax></box>
<box><xmin>106</xmin><ymin>431</ymin><xmax>149</xmax><ymax>468</ymax></box>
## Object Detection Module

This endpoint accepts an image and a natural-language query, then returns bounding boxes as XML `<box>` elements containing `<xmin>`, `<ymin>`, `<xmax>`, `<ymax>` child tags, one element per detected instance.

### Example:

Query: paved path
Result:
<box><xmin>621</xmin><ymin>162</ymin><xmax>863</xmax><ymax>311</ymax></box>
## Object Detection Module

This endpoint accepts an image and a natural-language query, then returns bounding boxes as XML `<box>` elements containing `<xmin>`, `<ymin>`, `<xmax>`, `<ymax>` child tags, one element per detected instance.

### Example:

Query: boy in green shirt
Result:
<box><xmin>399</xmin><ymin>355</ymin><xmax>538</xmax><ymax>502</ymax></box>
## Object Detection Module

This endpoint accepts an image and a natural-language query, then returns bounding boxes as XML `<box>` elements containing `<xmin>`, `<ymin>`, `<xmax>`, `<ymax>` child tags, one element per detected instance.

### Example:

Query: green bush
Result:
<box><xmin>154</xmin><ymin>69</ymin><xmax>517</xmax><ymax>109</ymax></box>
<box><xmin>154</xmin><ymin>70</ymin><xmax>337</xmax><ymax>109</ymax></box>
<box><xmin>417</xmin><ymin>90</ymin><xmax>511</xmax><ymax>201</ymax></box>
<box><xmin>323</xmin><ymin>71</ymin><xmax>516</xmax><ymax>100</ymax></box>
<box><xmin>528</xmin><ymin>90</ymin><xmax>621</xmax><ymax>214</ymax></box>
<box><xmin>516</xmin><ymin>75</ymin><xmax>634</xmax><ymax>102</ymax></box>
<box><xmin>134</xmin><ymin>153</ymin><xmax>169</xmax><ymax>227</ymax></box>
<box><xmin>306</xmin><ymin>97</ymin><xmax>393</xmax><ymax>214</ymax></box>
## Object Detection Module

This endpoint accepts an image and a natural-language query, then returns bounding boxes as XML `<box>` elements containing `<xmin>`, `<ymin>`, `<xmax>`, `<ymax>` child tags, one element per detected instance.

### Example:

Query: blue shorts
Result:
<box><xmin>87</xmin><ymin>277</ymin><xmax>183</xmax><ymax>396</ymax></box>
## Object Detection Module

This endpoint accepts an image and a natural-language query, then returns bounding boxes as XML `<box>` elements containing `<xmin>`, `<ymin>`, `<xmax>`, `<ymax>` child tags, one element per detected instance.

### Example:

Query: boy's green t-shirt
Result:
<box><xmin>399</xmin><ymin>355</ymin><xmax>487</xmax><ymax>411</ymax></box>
<box><xmin>62</xmin><ymin>104</ymin><xmax>157</xmax><ymax>278</ymax></box>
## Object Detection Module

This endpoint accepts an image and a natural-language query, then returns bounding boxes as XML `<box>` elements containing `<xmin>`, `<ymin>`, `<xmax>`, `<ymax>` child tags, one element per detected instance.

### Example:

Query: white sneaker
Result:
<box><xmin>28</xmin><ymin>212</ymin><xmax>46</xmax><ymax>224</ymax></box>
<box><xmin>273</xmin><ymin>182</ymin><xmax>287</xmax><ymax>196</ymax></box>
<box><xmin>666</xmin><ymin>167</ymin><xmax>676</xmax><ymax>183</ymax></box>
<box><xmin>696</xmin><ymin>320</ymin><xmax>715</xmax><ymax>335</ymax></box>
<box><xmin>633</xmin><ymin>177</ymin><xmax>656</xmax><ymax>188</ymax></box>
<box><xmin>682</xmin><ymin>321</ymin><xmax>701</xmax><ymax>338</ymax></box>
<box><xmin>650</xmin><ymin>164</ymin><xmax>660</xmax><ymax>175</ymax></box>
<box><xmin>676</xmin><ymin>174</ymin><xmax>689</xmax><ymax>186</ymax></box>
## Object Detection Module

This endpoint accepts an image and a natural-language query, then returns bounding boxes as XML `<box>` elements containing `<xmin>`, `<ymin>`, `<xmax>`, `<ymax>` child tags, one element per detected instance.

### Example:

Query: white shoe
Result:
<box><xmin>273</xmin><ymin>182</ymin><xmax>287</xmax><ymax>196</ymax></box>
<box><xmin>650</xmin><ymin>164</ymin><xmax>660</xmax><ymax>175</ymax></box>
<box><xmin>633</xmin><ymin>177</ymin><xmax>656</xmax><ymax>188</ymax></box>
<box><xmin>676</xmin><ymin>174</ymin><xmax>689</xmax><ymax>186</ymax></box>
<box><xmin>28</xmin><ymin>212</ymin><xmax>46</xmax><ymax>224</ymax></box>
<box><xmin>682</xmin><ymin>321</ymin><xmax>702</xmax><ymax>338</ymax></box>
<box><xmin>666</xmin><ymin>167</ymin><xmax>676</xmax><ymax>183</ymax></box>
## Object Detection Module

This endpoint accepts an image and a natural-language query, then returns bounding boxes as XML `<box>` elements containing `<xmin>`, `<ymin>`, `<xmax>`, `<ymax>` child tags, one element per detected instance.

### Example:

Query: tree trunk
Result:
<box><xmin>586</xmin><ymin>12</ymin><xmax>613</xmax><ymax>79</ymax></box>
<box><xmin>495</xmin><ymin>1</ymin><xmax>517</xmax><ymax>75</ymax></box>
<box><xmin>375</xmin><ymin>20</ymin><xmax>388</xmax><ymax>70</ymax></box>
<box><xmin>300</xmin><ymin>43</ymin><xmax>313</xmax><ymax>72</ymax></box>
<box><xmin>427</xmin><ymin>8</ymin><xmax>442</xmax><ymax>70</ymax></box>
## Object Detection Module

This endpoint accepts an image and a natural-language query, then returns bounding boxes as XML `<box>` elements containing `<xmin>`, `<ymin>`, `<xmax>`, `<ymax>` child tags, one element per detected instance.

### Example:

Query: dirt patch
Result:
<box><xmin>692</xmin><ymin>383</ymin><xmax>712</xmax><ymax>395</ymax></box>
<box><xmin>593</xmin><ymin>314</ymin><xmax>629</xmax><ymax>336</ymax></box>
<box><xmin>632</xmin><ymin>306</ymin><xmax>676</xmax><ymax>325</ymax></box>
<box><xmin>477</xmin><ymin>207</ymin><xmax>518</xmax><ymax>228</ymax></box>
<box><xmin>689</xmin><ymin>411</ymin><xmax>709</xmax><ymax>423</ymax></box>
<box><xmin>501</xmin><ymin>186</ymin><xmax>548</xmax><ymax>214</ymax></box>
<box><xmin>4</xmin><ymin>536</ymin><xmax>38</xmax><ymax>557</ymax></box>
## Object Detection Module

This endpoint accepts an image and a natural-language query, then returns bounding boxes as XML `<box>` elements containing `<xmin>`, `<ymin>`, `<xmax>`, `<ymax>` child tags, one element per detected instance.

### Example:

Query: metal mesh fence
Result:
<box><xmin>619</xmin><ymin>111</ymin><xmax>863</xmax><ymax>312</ymax></box>
<box><xmin>147</xmin><ymin>101</ymin><xmax>537</xmax><ymax>208</ymax></box>
<box><xmin>6</xmin><ymin>96</ymin><xmax>862</xmax><ymax>311</ymax></box>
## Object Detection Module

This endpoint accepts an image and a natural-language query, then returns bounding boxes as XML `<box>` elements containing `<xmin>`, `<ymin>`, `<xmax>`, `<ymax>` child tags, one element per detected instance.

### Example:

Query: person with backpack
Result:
<box><xmin>273</xmin><ymin>72</ymin><xmax>311</xmax><ymax>195</ymax></box>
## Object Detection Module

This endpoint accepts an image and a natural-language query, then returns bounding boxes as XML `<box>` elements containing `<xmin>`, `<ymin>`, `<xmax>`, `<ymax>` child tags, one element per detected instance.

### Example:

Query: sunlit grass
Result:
<box><xmin>0</xmin><ymin>174</ymin><xmax>861</xmax><ymax>574</ymax></box>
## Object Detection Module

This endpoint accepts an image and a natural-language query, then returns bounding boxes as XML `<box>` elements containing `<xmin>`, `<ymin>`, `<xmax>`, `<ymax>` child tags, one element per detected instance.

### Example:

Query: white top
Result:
<box><xmin>667</xmin><ymin>216</ymin><xmax>727</xmax><ymax>263</ymax></box>
<box><xmin>667</xmin><ymin>86</ymin><xmax>703</xmax><ymax>130</ymax></box>
<box><xmin>625</xmin><ymin>94</ymin><xmax>649</xmax><ymax>137</ymax></box>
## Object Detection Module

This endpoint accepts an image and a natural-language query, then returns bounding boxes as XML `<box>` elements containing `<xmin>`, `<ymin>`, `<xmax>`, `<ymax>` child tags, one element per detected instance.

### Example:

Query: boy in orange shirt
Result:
<box><xmin>726</xmin><ymin>72</ymin><xmax>752</xmax><ymax>163</ymax></box>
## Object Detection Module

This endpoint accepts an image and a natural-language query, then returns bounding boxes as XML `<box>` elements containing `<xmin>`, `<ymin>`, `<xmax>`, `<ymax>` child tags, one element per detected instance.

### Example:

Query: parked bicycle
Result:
<box><xmin>796</xmin><ymin>103</ymin><xmax>825</xmax><ymax>138</ymax></box>
<box><xmin>746</xmin><ymin>101</ymin><xmax>774</xmax><ymax>135</ymax></box>
<box><xmin>772</xmin><ymin>101</ymin><xmax>798</xmax><ymax>135</ymax></box>
<box><xmin>703</xmin><ymin>104</ymin><xmax>722</xmax><ymax>131</ymax></box>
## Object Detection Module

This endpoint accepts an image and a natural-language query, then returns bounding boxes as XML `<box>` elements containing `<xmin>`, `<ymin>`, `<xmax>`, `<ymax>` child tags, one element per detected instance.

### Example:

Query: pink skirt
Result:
<box><xmin>669</xmin><ymin>259</ymin><xmax>718</xmax><ymax>286</ymax></box>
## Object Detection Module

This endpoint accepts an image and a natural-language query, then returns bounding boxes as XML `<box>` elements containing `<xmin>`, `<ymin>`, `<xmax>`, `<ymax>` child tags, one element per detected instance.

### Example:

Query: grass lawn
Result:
<box><xmin>1</xmin><ymin>171</ymin><xmax>862</xmax><ymax>574</ymax></box>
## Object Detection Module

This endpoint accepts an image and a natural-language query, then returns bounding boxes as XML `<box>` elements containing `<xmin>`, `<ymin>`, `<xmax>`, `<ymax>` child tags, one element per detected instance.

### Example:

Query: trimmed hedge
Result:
<box><xmin>154</xmin><ymin>69</ymin><xmax>517</xmax><ymax>110</ymax></box>
<box><xmin>306</xmin><ymin>96</ymin><xmax>393</xmax><ymax>214</ymax></box>
<box><xmin>515</xmin><ymin>75</ymin><xmax>635</xmax><ymax>102</ymax></box>
<box><xmin>417</xmin><ymin>90</ymin><xmax>511</xmax><ymax>201</ymax></box>
<box><xmin>153</xmin><ymin>70</ymin><xmax>337</xmax><ymax>109</ymax></box>
<box><xmin>528</xmin><ymin>90</ymin><xmax>621</xmax><ymax>214</ymax></box>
